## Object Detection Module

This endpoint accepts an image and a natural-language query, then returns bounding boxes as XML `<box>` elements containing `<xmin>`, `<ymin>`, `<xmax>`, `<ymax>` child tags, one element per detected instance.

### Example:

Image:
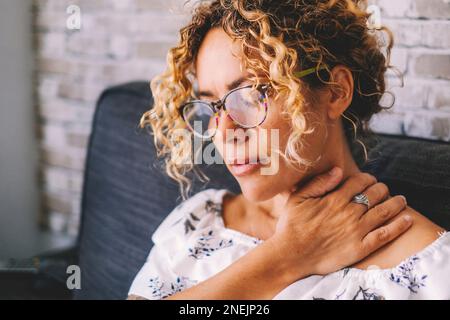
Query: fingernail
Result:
<box><xmin>403</xmin><ymin>215</ymin><xmax>412</xmax><ymax>223</ymax></box>
<box><xmin>329</xmin><ymin>167</ymin><xmax>340</xmax><ymax>176</ymax></box>
<box><xmin>400</xmin><ymin>195</ymin><xmax>407</xmax><ymax>205</ymax></box>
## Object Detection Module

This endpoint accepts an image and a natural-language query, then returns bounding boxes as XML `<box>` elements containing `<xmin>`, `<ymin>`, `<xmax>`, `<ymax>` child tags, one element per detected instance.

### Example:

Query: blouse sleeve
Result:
<box><xmin>127</xmin><ymin>203</ymin><xmax>187</xmax><ymax>300</ymax></box>
<box><xmin>127</xmin><ymin>237</ymin><xmax>200</xmax><ymax>300</ymax></box>
<box><xmin>127</xmin><ymin>189</ymin><xmax>218</xmax><ymax>299</ymax></box>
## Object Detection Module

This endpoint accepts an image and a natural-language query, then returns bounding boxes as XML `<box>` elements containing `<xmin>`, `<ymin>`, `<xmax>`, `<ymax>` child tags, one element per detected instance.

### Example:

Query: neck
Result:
<box><xmin>252</xmin><ymin>124</ymin><xmax>361</xmax><ymax>221</ymax></box>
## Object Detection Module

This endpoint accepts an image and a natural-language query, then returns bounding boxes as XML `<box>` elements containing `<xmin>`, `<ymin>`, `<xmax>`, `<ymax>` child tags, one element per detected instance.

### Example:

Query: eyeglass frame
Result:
<box><xmin>178</xmin><ymin>66</ymin><xmax>324</xmax><ymax>138</ymax></box>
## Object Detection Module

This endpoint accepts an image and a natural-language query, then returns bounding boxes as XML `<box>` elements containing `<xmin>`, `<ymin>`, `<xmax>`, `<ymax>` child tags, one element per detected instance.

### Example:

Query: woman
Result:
<box><xmin>128</xmin><ymin>0</ymin><xmax>449</xmax><ymax>300</ymax></box>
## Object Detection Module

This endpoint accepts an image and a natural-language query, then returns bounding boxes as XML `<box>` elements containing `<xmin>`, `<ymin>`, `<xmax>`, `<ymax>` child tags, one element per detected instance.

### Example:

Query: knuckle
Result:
<box><xmin>401</xmin><ymin>215</ymin><xmax>412</xmax><ymax>227</ymax></box>
<box><xmin>371</xmin><ymin>183</ymin><xmax>384</xmax><ymax>199</ymax></box>
<box><xmin>377</xmin><ymin>227</ymin><xmax>389</xmax><ymax>242</ymax></box>
<box><xmin>377</xmin><ymin>183</ymin><xmax>389</xmax><ymax>197</ymax></box>
<box><xmin>327</xmin><ymin>193</ymin><xmax>343</xmax><ymax>208</ymax></box>
<box><xmin>358</xmin><ymin>173</ymin><xmax>377</xmax><ymax>186</ymax></box>
<box><xmin>376</xmin><ymin>205</ymin><xmax>390</xmax><ymax>220</ymax></box>
<box><xmin>360</xmin><ymin>241</ymin><xmax>371</xmax><ymax>255</ymax></box>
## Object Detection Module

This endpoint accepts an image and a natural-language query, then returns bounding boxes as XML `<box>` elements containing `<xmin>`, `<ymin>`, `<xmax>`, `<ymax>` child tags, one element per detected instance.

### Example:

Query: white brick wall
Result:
<box><xmin>33</xmin><ymin>0</ymin><xmax>450</xmax><ymax>235</ymax></box>
<box><xmin>369</xmin><ymin>0</ymin><xmax>450</xmax><ymax>140</ymax></box>
<box><xmin>33</xmin><ymin>0</ymin><xmax>190</xmax><ymax>234</ymax></box>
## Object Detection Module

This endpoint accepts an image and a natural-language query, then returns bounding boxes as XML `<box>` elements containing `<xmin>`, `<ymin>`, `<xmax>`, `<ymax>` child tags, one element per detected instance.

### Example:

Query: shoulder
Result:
<box><xmin>352</xmin><ymin>206</ymin><xmax>448</xmax><ymax>270</ymax></box>
<box><xmin>151</xmin><ymin>188</ymin><xmax>229</xmax><ymax>244</ymax></box>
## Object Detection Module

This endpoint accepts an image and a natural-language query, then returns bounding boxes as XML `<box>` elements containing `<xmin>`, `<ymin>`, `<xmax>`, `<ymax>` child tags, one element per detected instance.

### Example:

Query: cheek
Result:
<box><xmin>264</xmin><ymin>95</ymin><xmax>328</xmax><ymax>164</ymax></box>
<box><xmin>258</xmin><ymin>99</ymin><xmax>292</xmax><ymax>155</ymax></box>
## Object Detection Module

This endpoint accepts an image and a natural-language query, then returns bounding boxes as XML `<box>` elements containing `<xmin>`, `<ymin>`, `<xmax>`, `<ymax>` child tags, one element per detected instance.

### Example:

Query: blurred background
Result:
<box><xmin>0</xmin><ymin>0</ymin><xmax>449</xmax><ymax>260</ymax></box>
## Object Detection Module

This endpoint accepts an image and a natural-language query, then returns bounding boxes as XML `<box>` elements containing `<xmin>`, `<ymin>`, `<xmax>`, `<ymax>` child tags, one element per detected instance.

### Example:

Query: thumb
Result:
<box><xmin>292</xmin><ymin>167</ymin><xmax>343</xmax><ymax>201</ymax></box>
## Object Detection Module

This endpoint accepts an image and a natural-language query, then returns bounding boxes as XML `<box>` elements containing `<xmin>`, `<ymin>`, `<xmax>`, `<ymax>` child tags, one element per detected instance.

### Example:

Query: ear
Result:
<box><xmin>326</xmin><ymin>65</ymin><xmax>354</xmax><ymax>120</ymax></box>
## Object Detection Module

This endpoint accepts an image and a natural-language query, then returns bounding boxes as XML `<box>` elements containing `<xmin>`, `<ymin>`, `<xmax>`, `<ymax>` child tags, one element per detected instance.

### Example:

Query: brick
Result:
<box><xmin>43</xmin><ymin>192</ymin><xmax>74</xmax><ymax>215</ymax></box>
<box><xmin>43</xmin><ymin>167</ymin><xmax>71</xmax><ymax>191</ymax></box>
<box><xmin>43</xmin><ymin>166</ymin><xmax>84</xmax><ymax>193</ymax></box>
<box><xmin>427</xmin><ymin>81</ymin><xmax>450</xmax><ymax>108</ymax></box>
<box><xmin>109</xmin><ymin>35</ymin><xmax>131</xmax><ymax>60</ymax></box>
<box><xmin>66</xmin><ymin>123</ymin><xmax>92</xmax><ymax>148</ymax></box>
<box><xmin>388</xmin><ymin>47</ymin><xmax>408</xmax><ymax>74</ymax></box>
<box><xmin>48</xmin><ymin>211</ymin><xmax>69</xmax><ymax>232</ymax></box>
<box><xmin>88</xmin><ymin>14</ymin><xmax>137</xmax><ymax>35</ymax></box>
<box><xmin>67</xmin><ymin>209</ymin><xmax>82</xmax><ymax>236</ymax></box>
<box><xmin>37</xmin><ymin>57</ymin><xmax>71</xmax><ymax>74</ymax></box>
<box><xmin>135</xmin><ymin>0</ymin><xmax>191</xmax><ymax>15</ymax></box>
<box><xmin>38</xmin><ymin>98</ymin><xmax>95</xmax><ymax>123</ymax></box>
<box><xmin>34</xmin><ymin>11</ymin><xmax>67</xmax><ymax>32</ymax></box>
<box><xmin>387</xmin><ymin>79</ymin><xmax>429</xmax><ymax>109</ymax></box>
<box><xmin>66</xmin><ymin>33</ymin><xmax>110</xmax><ymax>57</ymax></box>
<box><xmin>34</xmin><ymin>0</ymin><xmax>69</xmax><ymax>12</ymax></box>
<box><xmin>58</xmin><ymin>80</ymin><xmax>105</xmax><ymax>102</ymax></box>
<box><xmin>35</xmin><ymin>32</ymin><xmax>66</xmax><ymax>57</ymax></box>
<box><xmin>408</xmin><ymin>0</ymin><xmax>450</xmax><ymax>19</ymax></box>
<box><xmin>41</xmin><ymin>123</ymin><xmax>67</xmax><ymax>147</ymax></box>
<box><xmin>67</xmin><ymin>133</ymin><xmax>89</xmax><ymax>149</ymax></box>
<box><xmin>412</xmin><ymin>53</ymin><xmax>450</xmax><ymax>80</ymax></box>
<box><xmin>421</xmin><ymin>22</ymin><xmax>450</xmax><ymax>48</ymax></box>
<box><xmin>136</xmin><ymin>41</ymin><xmax>173</xmax><ymax>59</ymax></box>
<box><xmin>111</xmin><ymin>0</ymin><xmax>136</xmax><ymax>11</ymax></box>
<box><xmin>370</xmin><ymin>111</ymin><xmax>405</xmax><ymax>135</ymax></box>
<box><xmin>136</xmin><ymin>0</ymin><xmax>170</xmax><ymax>11</ymax></box>
<box><xmin>133</xmin><ymin>12</ymin><xmax>188</xmax><ymax>38</ymax></box>
<box><xmin>66</xmin><ymin>0</ymin><xmax>108</xmax><ymax>13</ymax></box>
<box><xmin>383</xmin><ymin>19</ymin><xmax>422</xmax><ymax>47</ymax></box>
<box><xmin>404</xmin><ymin>110</ymin><xmax>450</xmax><ymax>141</ymax></box>
<box><xmin>41</xmin><ymin>146</ymin><xmax>86</xmax><ymax>171</ymax></box>
<box><xmin>102</xmin><ymin>61</ymin><xmax>164</xmax><ymax>83</ymax></box>
<box><xmin>38</xmin><ymin>76</ymin><xmax>60</xmax><ymax>98</ymax></box>
<box><xmin>371</xmin><ymin>0</ymin><xmax>413</xmax><ymax>18</ymax></box>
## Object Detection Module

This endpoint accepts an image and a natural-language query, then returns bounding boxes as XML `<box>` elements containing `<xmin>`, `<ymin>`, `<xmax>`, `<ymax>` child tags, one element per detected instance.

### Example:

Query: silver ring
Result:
<box><xmin>352</xmin><ymin>193</ymin><xmax>370</xmax><ymax>209</ymax></box>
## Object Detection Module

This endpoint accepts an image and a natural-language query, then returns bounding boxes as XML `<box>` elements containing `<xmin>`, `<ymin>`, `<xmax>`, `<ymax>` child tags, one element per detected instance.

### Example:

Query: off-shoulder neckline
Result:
<box><xmin>208</xmin><ymin>188</ymin><xmax>450</xmax><ymax>277</ymax></box>
<box><xmin>212</xmin><ymin>189</ymin><xmax>264</xmax><ymax>243</ymax></box>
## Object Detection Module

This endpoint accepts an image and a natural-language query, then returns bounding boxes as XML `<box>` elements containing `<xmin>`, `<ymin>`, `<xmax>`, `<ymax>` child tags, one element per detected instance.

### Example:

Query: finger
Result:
<box><xmin>329</xmin><ymin>172</ymin><xmax>377</xmax><ymax>205</ymax></box>
<box><xmin>291</xmin><ymin>167</ymin><xmax>343</xmax><ymax>202</ymax></box>
<box><xmin>360</xmin><ymin>195</ymin><xmax>407</xmax><ymax>232</ymax></box>
<box><xmin>361</xmin><ymin>213</ymin><xmax>413</xmax><ymax>255</ymax></box>
<box><xmin>348</xmin><ymin>182</ymin><xmax>390</xmax><ymax>217</ymax></box>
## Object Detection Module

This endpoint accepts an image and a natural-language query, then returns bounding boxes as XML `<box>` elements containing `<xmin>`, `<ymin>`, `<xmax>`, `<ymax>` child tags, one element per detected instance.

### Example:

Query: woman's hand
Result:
<box><xmin>272</xmin><ymin>167</ymin><xmax>412</xmax><ymax>281</ymax></box>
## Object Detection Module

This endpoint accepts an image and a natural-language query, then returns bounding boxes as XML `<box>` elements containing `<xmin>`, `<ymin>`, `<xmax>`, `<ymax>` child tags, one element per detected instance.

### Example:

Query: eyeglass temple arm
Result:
<box><xmin>293</xmin><ymin>66</ymin><xmax>326</xmax><ymax>78</ymax></box>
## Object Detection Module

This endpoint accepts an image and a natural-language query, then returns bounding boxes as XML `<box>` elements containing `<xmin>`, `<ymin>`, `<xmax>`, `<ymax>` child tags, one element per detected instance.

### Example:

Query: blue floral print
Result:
<box><xmin>183</xmin><ymin>212</ymin><xmax>200</xmax><ymax>235</ymax></box>
<box><xmin>205</xmin><ymin>199</ymin><xmax>222</xmax><ymax>216</ymax></box>
<box><xmin>313</xmin><ymin>286</ymin><xmax>385</xmax><ymax>300</ymax></box>
<box><xmin>389</xmin><ymin>255</ymin><xmax>428</xmax><ymax>294</ymax></box>
<box><xmin>188</xmin><ymin>230</ymin><xmax>234</xmax><ymax>259</ymax></box>
<box><xmin>148</xmin><ymin>276</ymin><xmax>198</xmax><ymax>299</ymax></box>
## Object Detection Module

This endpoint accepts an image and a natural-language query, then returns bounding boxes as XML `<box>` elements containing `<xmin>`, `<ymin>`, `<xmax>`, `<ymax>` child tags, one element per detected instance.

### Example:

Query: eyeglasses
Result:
<box><xmin>179</xmin><ymin>66</ymin><xmax>323</xmax><ymax>139</ymax></box>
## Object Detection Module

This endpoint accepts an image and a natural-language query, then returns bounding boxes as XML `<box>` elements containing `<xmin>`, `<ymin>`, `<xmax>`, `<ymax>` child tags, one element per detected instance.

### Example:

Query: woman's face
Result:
<box><xmin>195</xmin><ymin>28</ymin><xmax>331</xmax><ymax>202</ymax></box>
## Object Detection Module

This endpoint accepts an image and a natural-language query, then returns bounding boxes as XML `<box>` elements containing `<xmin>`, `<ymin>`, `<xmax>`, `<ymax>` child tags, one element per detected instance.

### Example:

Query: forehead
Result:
<box><xmin>195</xmin><ymin>28</ymin><xmax>246</xmax><ymax>94</ymax></box>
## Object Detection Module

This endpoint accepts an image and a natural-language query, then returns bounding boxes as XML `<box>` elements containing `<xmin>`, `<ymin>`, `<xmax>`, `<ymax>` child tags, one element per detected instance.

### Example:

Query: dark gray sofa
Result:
<box><xmin>4</xmin><ymin>81</ymin><xmax>450</xmax><ymax>299</ymax></box>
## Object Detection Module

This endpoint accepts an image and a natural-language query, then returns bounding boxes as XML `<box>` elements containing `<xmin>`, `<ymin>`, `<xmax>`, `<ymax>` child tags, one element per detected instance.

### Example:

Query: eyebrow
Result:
<box><xmin>196</xmin><ymin>76</ymin><xmax>248</xmax><ymax>98</ymax></box>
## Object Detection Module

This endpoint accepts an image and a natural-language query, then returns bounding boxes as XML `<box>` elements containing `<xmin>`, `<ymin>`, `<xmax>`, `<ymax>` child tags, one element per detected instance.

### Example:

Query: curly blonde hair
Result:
<box><xmin>140</xmin><ymin>0</ymin><xmax>397</xmax><ymax>199</ymax></box>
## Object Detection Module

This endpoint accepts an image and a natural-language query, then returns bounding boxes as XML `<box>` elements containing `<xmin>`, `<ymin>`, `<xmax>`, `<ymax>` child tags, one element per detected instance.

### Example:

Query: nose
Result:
<box><xmin>215</xmin><ymin>106</ymin><xmax>237</xmax><ymax>134</ymax></box>
<box><xmin>214</xmin><ymin>108</ymin><xmax>249</xmax><ymax>145</ymax></box>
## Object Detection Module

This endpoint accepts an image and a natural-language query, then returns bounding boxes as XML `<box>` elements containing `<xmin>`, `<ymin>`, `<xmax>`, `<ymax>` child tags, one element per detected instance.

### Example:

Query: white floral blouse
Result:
<box><xmin>128</xmin><ymin>188</ymin><xmax>450</xmax><ymax>300</ymax></box>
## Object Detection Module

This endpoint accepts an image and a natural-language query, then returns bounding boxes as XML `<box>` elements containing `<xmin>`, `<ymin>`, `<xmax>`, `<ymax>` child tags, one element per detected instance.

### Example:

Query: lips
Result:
<box><xmin>228</xmin><ymin>162</ymin><xmax>262</xmax><ymax>176</ymax></box>
<box><xmin>226</xmin><ymin>156</ymin><xmax>267</xmax><ymax>177</ymax></box>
